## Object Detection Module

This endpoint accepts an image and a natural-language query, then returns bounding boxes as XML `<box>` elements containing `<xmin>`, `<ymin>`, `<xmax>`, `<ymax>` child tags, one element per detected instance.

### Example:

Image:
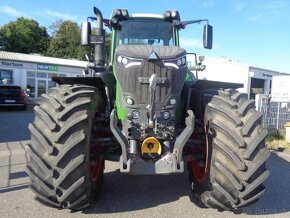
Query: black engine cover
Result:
<box><xmin>114</xmin><ymin>45</ymin><xmax>187</xmax><ymax>106</ymax></box>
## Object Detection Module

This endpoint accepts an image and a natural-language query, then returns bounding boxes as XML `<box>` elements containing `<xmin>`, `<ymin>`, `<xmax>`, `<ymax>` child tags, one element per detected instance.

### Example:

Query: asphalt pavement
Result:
<box><xmin>0</xmin><ymin>106</ymin><xmax>290</xmax><ymax>218</ymax></box>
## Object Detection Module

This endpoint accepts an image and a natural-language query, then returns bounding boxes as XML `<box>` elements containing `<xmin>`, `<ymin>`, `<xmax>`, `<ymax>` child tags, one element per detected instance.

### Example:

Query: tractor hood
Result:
<box><xmin>113</xmin><ymin>45</ymin><xmax>188</xmax><ymax>142</ymax></box>
<box><xmin>115</xmin><ymin>45</ymin><xmax>186</xmax><ymax>59</ymax></box>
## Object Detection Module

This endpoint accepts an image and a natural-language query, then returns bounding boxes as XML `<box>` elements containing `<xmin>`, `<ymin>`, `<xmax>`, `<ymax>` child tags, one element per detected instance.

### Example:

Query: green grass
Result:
<box><xmin>266</xmin><ymin>132</ymin><xmax>285</xmax><ymax>142</ymax></box>
<box><xmin>265</xmin><ymin>131</ymin><xmax>289</xmax><ymax>151</ymax></box>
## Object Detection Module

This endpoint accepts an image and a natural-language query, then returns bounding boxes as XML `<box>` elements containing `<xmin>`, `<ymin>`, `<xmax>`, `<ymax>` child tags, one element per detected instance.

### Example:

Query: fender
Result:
<box><xmin>185</xmin><ymin>79</ymin><xmax>243</xmax><ymax>90</ymax></box>
<box><xmin>52</xmin><ymin>71</ymin><xmax>116</xmax><ymax>111</ymax></box>
<box><xmin>52</xmin><ymin>70</ymin><xmax>116</xmax><ymax>89</ymax></box>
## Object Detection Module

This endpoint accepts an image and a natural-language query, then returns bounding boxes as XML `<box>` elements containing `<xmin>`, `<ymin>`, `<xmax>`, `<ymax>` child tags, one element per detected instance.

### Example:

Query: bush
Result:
<box><xmin>266</xmin><ymin>131</ymin><xmax>289</xmax><ymax>151</ymax></box>
<box><xmin>266</xmin><ymin>131</ymin><xmax>285</xmax><ymax>142</ymax></box>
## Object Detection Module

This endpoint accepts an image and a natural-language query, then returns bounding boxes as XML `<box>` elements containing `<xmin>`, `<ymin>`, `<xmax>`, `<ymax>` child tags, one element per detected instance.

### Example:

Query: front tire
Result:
<box><xmin>188</xmin><ymin>89</ymin><xmax>270</xmax><ymax>210</ymax></box>
<box><xmin>26</xmin><ymin>85</ymin><xmax>104</xmax><ymax>209</ymax></box>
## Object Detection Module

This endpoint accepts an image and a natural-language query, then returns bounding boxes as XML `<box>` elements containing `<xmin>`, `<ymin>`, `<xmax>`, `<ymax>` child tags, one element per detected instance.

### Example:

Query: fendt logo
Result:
<box><xmin>138</xmin><ymin>77</ymin><xmax>169</xmax><ymax>86</ymax></box>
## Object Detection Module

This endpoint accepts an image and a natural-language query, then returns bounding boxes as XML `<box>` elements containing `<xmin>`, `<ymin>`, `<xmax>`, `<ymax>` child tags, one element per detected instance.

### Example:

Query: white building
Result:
<box><xmin>1</xmin><ymin>51</ymin><xmax>287</xmax><ymax>100</ymax></box>
<box><xmin>197</xmin><ymin>57</ymin><xmax>285</xmax><ymax>99</ymax></box>
<box><xmin>0</xmin><ymin>51</ymin><xmax>87</xmax><ymax>98</ymax></box>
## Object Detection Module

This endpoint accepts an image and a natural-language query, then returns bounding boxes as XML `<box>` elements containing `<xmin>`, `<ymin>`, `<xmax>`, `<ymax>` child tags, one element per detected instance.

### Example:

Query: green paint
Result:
<box><xmin>175</xmin><ymin>28</ymin><xmax>180</xmax><ymax>47</ymax></box>
<box><xmin>115</xmin><ymin>85</ymin><xmax>127</xmax><ymax>120</ymax></box>
<box><xmin>185</xmin><ymin>73</ymin><xmax>191</xmax><ymax>81</ymax></box>
<box><xmin>112</xmin><ymin>64</ymin><xmax>127</xmax><ymax>121</ymax></box>
<box><xmin>109</xmin><ymin>30</ymin><xmax>116</xmax><ymax>66</ymax></box>
<box><xmin>110</xmin><ymin>30</ymin><xmax>127</xmax><ymax>121</ymax></box>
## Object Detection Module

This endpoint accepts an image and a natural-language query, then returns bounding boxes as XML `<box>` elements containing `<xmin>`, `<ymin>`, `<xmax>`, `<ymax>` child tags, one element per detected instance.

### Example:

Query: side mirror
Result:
<box><xmin>203</xmin><ymin>24</ymin><xmax>213</xmax><ymax>49</ymax></box>
<box><xmin>81</xmin><ymin>22</ymin><xmax>91</xmax><ymax>46</ymax></box>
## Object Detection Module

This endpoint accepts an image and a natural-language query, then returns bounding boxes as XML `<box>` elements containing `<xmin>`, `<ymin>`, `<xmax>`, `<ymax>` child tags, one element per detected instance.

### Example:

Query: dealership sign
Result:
<box><xmin>271</xmin><ymin>76</ymin><xmax>290</xmax><ymax>102</ymax></box>
<box><xmin>37</xmin><ymin>64</ymin><xmax>58</xmax><ymax>71</ymax></box>
<box><xmin>1</xmin><ymin>60</ymin><xmax>24</xmax><ymax>68</ymax></box>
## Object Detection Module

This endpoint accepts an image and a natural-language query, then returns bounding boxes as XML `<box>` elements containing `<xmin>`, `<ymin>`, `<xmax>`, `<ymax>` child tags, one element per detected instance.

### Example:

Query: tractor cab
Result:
<box><xmin>109</xmin><ymin>9</ymin><xmax>212</xmax><ymax>64</ymax></box>
<box><xmin>81</xmin><ymin>8</ymin><xmax>212</xmax><ymax>66</ymax></box>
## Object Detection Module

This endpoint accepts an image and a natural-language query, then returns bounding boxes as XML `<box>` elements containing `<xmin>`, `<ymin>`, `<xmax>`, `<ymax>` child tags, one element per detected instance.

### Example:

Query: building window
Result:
<box><xmin>27</xmin><ymin>78</ymin><xmax>36</xmax><ymax>97</ymax></box>
<box><xmin>37</xmin><ymin>72</ymin><xmax>47</xmax><ymax>78</ymax></box>
<box><xmin>27</xmin><ymin>70</ymin><xmax>67</xmax><ymax>98</ymax></box>
<box><xmin>48</xmin><ymin>80</ymin><xmax>56</xmax><ymax>89</ymax></box>
<box><xmin>0</xmin><ymin>69</ymin><xmax>13</xmax><ymax>84</ymax></box>
<box><xmin>27</xmin><ymin>71</ymin><xmax>36</xmax><ymax>77</ymax></box>
<box><xmin>48</xmin><ymin>73</ymin><xmax>58</xmax><ymax>78</ymax></box>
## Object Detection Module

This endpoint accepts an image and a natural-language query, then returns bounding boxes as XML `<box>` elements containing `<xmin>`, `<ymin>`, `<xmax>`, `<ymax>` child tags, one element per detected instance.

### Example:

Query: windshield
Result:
<box><xmin>0</xmin><ymin>86</ymin><xmax>21</xmax><ymax>96</ymax></box>
<box><xmin>115</xmin><ymin>19</ymin><xmax>174</xmax><ymax>46</ymax></box>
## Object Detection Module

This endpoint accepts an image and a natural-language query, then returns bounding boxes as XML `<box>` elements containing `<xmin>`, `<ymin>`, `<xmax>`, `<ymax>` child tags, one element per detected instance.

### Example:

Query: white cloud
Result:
<box><xmin>180</xmin><ymin>38</ymin><xmax>203</xmax><ymax>48</ymax></box>
<box><xmin>44</xmin><ymin>9</ymin><xmax>77</xmax><ymax>21</ymax></box>
<box><xmin>234</xmin><ymin>2</ymin><xmax>246</xmax><ymax>12</ymax></box>
<box><xmin>0</xmin><ymin>5</ymin><xmax>29</xmax><ymax>18</ymax></box>
<box><xmin>259</xmin><ymin>0</ymin><xmax>288</xmax><ymax>15</ymax></box>
<box><xmin>203</xmin><ymin>0</ymin><xmax>214</xmax><ymax>8</ymax></box>
<box><xmin>242</xmin><ymin>0</ymin><xmax>289</xmax><ymax>21</ymax></box>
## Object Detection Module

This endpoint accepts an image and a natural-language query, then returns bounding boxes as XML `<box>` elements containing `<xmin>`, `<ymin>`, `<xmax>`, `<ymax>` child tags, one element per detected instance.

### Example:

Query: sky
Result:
<box><xmin>0</xmin><ymin>0</ymin><xmax>290</xmax><ymax>73</ymax></box>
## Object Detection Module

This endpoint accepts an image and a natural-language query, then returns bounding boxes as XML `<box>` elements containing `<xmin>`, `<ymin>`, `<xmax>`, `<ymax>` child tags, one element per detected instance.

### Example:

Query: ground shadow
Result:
<box><xmin>0</xmin><ymin>107</ymin><xmax>25</xmax><ymax>112</ymax></box>
<box><xmin>83</xmin><ymin>168</ymin><xmax>190</xmax><ymax>214</ymax></box>
<box><xmin>0</xmin><ymin>106</ymin><xmax>34</xmax><ymax>142</ymax></box>
<box><xmin>82</xmin><ymin>152</ymin><xmax>290</xmax><ymax>215</ymax></box>
<box><xmin>240</xmin><ymin>152</ymin><xmax>290</xmax><ymax>215</ymax></box>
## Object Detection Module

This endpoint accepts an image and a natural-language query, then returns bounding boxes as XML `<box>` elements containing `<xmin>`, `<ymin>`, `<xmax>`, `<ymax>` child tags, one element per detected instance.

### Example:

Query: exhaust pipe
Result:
<box><xmin>93</xmin><ymin>7</ymin><xmax>105</xmax><ymax>66</ymax></box>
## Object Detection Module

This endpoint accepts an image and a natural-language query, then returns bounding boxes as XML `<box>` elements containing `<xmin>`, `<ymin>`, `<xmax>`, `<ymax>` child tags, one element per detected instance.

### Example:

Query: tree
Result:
<box><xmin>46</xmin><ymin>20</ymin><xmax>88</xmax><ymax>60</ymax></box>
<box><xmin>0</xmin><ymin>17</ymin><xmax>49</xmax><ymax>54</ymax></box>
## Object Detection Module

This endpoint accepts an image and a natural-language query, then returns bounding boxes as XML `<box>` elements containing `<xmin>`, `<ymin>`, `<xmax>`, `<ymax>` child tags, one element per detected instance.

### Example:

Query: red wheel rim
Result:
<box><xmin>90</xmin><ymin>159</ymin><xmax>103</xmax><ymax>182</ymax></box>
<box><xmin>190</xmin><ymin>122</ymin><xmax>209</xmax><ymax>183</ymax></box>
<box><xmin>89</xmin><ymin>112</ymin><xmax>104</xmax><ymax>182</ymax></box>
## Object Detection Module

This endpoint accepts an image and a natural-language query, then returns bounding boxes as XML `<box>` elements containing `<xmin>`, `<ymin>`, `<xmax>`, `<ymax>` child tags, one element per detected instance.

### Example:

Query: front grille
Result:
<box><xmin>115</xmin><ymin>61</ymin><xmax>187</xmax><ymax>105</ymax></box>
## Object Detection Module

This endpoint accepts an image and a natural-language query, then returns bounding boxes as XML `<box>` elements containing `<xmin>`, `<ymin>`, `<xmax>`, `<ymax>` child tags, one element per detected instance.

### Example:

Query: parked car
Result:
<box><xmin>0</xmin><ymin>85</ymin><xmax>28</xmax><ymax>110</ymax></box>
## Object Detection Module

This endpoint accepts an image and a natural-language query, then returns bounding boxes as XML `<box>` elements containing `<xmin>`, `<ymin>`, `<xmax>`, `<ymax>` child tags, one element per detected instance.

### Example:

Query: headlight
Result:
<box><xmin>170</xmin><ymin>98</ymin><xmax>176</xmax><ymax>105</ymax></box>
<box><xmin>117</xmin><ymin>56</ymin><xmax>123</xmax><ymax>64</ymax></box>
<box><xmin>163</xmin><ymin>10</ymin><xmax>180</xmax><ymax>22</ymax></box>
<box><xmin>161</xmin><ymin>111</ymin><xmax>171</xmax><ymax>120</ymax></box>
<box><xmin>126</xmin><ymin>97</ymin><xmax>134</xmax><ymax>105</ymax></box>
<box><xmin>122</xmin><ymin>57</ymin><xmax>128</xmax><ymax>65</ymax></box>
<box><xmin>163</xmin><ymin>55</ymin><xmax>187</xmax><ymax>69</ymax></box>
<box><xmin>132</xmin><ymin>110</ymin><xmax>140</xmax><ymax>119</ymax></box>
<box><xmin>115</xmin><ymin>54</ymin><xmax>142</xmax><ymax>68</ymax></box>
<box><xmin>122</xmin><ymin>10</ymin><xmax>128</xmax><ymax>17</ymax></box>
<box><xmin>171</xmin><ymin>11</ymin><xmax>177</xmax><ymax>17</ymax></box>
<box><xmin>182</xmin><ymin>57</ymin><xmax>186</xmax><ymax>65</ymax></box>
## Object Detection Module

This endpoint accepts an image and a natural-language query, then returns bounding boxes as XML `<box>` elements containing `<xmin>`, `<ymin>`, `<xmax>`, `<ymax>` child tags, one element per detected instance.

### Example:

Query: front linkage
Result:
<box><xmin>110</xmin><ymin>109</ymin><xmax>195</xmax><ymax>174</ymax></box>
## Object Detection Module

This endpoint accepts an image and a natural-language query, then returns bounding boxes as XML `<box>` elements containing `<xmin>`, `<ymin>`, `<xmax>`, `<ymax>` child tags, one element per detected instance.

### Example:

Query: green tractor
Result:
<box><xmin>26</xmin><ymin>7</ymin><xmax>270</xmax><ymax>210</ymax></box>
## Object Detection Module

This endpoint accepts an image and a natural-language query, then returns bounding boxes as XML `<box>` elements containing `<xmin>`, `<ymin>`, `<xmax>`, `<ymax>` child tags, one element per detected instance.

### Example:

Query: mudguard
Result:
<box><xmin>52</xmin><ymin>70</ymin><xmax>116</xmax><ymax>89</ymax></box>
<box><xmin>185</xmin><ymin>79</ymin><xmax>243</xmax><ymax>90</ymax></box>
<box><xmin>52</xmin><ymin>76</ymin><xmax>106</xmax><ymax>87</ymax></box>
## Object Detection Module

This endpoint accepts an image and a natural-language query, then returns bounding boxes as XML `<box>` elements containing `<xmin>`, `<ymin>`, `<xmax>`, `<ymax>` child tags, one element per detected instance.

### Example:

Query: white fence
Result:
<box><xmin>256</xmin><ymin>94</ymin><xmax>290</xmax><ymax>131</ymax></box>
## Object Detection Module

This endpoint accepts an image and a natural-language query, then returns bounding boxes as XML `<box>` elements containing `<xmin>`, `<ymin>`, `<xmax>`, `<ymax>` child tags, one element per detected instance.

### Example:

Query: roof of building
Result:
<box><xmin>0</xmin><ymin>51</ymin><xmax>88</xmax><ymax>68</ymax></box>
<box><xmin>205</xmin><ymin>56</ymin><xmax>287</xmax><ymax>74</ymax></box>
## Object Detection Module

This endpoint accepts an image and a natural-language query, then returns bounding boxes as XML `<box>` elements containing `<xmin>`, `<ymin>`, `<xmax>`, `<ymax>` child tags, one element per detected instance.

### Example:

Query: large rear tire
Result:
<box><xmin>26</xmin><ymin>85</ymin><xmax>104</xmax><ymax>209</ymax></box>
<box><xmin>188</xmin><ymin>89</ymin><xmax>270</xmax><ymax>210</ymax></box>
